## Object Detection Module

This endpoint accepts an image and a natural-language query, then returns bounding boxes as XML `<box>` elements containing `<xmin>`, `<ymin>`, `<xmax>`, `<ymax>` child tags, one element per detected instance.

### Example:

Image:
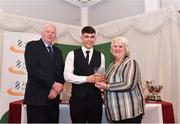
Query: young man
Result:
<box><xmin>64</xmin><ymin>26</ymin><xmax>105</xmax><ymax>123</ymax></box>
<box><xmin>24</xmin><ymin>24</ymin><xmax>65</xmax><ymax>123</ymax></box>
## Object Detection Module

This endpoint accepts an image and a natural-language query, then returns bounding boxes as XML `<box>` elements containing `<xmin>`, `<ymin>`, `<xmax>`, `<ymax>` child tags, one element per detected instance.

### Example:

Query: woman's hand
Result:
<box><xmin>95</xmin><ymin>81</ymin><xmax>109</xmax><ymax>90</ymax></box>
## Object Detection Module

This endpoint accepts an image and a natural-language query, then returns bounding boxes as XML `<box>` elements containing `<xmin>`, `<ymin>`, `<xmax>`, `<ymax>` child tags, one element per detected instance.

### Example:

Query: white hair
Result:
<box><xmin>41</xmin><ymin>23</ymin><xmax>56</xmax><ymax>32</ymax></box>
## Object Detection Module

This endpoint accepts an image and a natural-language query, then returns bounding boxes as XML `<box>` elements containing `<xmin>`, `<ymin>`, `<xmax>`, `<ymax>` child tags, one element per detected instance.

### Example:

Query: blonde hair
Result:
<box><xmin>111</xmin><ymin>36</ymin><xmax>130</xmax><ymax>56</ymax></box>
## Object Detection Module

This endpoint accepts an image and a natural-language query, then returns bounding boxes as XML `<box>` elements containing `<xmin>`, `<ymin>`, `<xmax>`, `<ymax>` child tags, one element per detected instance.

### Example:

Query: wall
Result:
<box><xmin>162</xmin><ymin>0</ymin><xmax>180</xmax><ymax>10</ymax></box>
<box><xmin>0</xmin><ymin>0</ymin><xmax>80</xmax><ymax>26</ymax></box>
<box><xmin>0</xmin><ymin>0</ymin><xmax>180</xmax><ymax>26</ymax></box>
<box><xmin>89</xmin><ymin>0</ymin><xmax>145</xmax><ymax>25</ymax></box>
<box><xmin>0</xmin><ymin>0</ymin><xmax>145</xmax><ymax>26</ymax></box>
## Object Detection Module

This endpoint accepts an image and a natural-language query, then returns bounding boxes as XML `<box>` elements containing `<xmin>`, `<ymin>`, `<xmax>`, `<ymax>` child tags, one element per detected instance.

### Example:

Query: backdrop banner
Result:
<box><xmin>0</xmin><ymin>31</ymin><xmax>40</xmax><ymax>120</ymax></box>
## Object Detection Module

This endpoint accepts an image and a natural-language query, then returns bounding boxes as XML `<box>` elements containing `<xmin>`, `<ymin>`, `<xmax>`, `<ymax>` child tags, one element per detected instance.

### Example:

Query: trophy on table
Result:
<box><xmin>145</xmin><ymin>80</ymin><xmax>163</xmax><ymax>101</ymax></box>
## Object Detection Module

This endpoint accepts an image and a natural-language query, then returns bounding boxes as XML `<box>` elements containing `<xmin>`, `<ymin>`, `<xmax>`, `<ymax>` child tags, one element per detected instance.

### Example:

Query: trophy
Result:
<box><xmin>145</xmin><ymin>80</ymin><xmax>163</xmax><ymax>101</ymax></box>
<box><xmin>94</xmin><ymin>67</ymin><xmax>105</xmax><ymax>75</ymax></box>
<box><xmin>94</xmin><ymin>67</ymin><xmax>106</xmax><ymax>98</ymax></box>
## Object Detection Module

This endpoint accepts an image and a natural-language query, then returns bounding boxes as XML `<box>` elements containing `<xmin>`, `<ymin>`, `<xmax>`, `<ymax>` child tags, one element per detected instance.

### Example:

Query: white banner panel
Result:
<box><xmin>0</xmin><ymin>31</ymin><xmax>40</xmax><ymax>119</ymax></box>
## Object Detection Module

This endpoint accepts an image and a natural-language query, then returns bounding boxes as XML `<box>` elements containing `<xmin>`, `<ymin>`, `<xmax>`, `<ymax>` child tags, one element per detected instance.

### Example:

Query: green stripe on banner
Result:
<box><xmin>54</xmin><ymin>42</ymin><xmax>113</xmax><ymax>70</ymax></box>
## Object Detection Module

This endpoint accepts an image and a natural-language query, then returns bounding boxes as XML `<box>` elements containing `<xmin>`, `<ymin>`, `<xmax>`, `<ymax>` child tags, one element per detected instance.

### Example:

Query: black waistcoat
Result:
<box><xmin>72</xmin><ymin>48</ymin><xmax>101</xmax><ymax>98</ymax></box>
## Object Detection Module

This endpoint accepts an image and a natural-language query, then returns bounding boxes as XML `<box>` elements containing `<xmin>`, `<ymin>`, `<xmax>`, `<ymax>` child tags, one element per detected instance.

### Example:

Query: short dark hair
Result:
<box><xmin>81</xmin><ymin>26</ymin><xmax>96</xmax><ymax>34</ymax></box>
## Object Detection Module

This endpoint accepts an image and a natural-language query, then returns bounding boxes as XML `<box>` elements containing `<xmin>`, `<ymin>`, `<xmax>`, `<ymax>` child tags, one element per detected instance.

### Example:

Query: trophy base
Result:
<box><xmin>146</xmin><ymin>95</ymin><xmax>161</xmax><ymax>101</ymax></box>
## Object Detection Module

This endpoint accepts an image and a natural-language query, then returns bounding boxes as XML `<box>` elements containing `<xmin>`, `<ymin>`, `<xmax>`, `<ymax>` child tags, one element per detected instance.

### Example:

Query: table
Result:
<box><xmin>8</xmin><ymin>100</ymin><xmax>175</xmax><ymax>123</ymax></box>
<box><xmin>145</xmin><ymin>101</ymin><xmax>175</xmax><ymax>123</ymax></box>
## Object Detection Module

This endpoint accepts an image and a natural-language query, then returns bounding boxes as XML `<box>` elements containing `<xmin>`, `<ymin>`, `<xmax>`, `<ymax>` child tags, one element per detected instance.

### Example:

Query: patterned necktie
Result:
<box><xmin>47</xmin><ymin>46</ymin><xmax>54</xmax><ymax>59</ymax></box>
<box><xmin>85</xmin><ymin>50</ymin><xmax>90</xmax><ymax>64</ymax></box>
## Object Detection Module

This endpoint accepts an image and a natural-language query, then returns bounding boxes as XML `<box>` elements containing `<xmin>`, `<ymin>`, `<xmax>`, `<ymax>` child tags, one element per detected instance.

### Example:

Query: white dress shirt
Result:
<box><xmin>64</xmin><ymin>46</ymin><xmax>105</xmax><ymax>84</ymax></box>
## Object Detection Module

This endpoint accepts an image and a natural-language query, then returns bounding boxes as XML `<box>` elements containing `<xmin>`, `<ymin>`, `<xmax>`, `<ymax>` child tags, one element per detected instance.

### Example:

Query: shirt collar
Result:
<box><xmin>42</xmin><ymin>39</ymin><xmax>53</xmax><ymax>48</ymax></box>
<box><xmin>81</xmin><ymin>46</ymin><xmax>93</xmax><ymax>54</ymax></box>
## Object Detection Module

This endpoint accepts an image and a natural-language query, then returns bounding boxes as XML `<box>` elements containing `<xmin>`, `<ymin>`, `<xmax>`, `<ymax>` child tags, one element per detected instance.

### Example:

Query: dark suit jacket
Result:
<box><xmin>24</xmin><ymin>39</ymin><xmax>65</xmax><ymax>106</ymax></box>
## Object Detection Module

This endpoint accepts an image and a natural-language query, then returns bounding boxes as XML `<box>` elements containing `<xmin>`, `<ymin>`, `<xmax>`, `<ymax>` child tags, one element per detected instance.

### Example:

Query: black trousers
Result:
<box><xmin>27</xmin><ymin>105</ymin><xmax>59</xmax><ymax>123</ymax></box>
<box><xmin>70</xmin><ymin>95</ymin><xmax>102</xmax><ymax>123</ymax></box>
<box><xmin>112</xmin><ymin>114</ymin><xmax>143</xmax><ymax>123</ymax></box>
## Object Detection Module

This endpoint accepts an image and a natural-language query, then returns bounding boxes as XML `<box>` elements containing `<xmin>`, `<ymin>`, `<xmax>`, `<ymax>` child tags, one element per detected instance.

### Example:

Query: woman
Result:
<box><xmin>95</xmin><ymin>36</ymin><xmax>145</xmax><ymax>123</ymax></box>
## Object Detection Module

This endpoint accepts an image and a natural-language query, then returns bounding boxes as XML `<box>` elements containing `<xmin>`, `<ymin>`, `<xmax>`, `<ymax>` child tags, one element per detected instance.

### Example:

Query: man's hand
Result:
<box><xmin>48</xmin><ymin>89</ymin><xmax>58</xmax><ymax>100</ymax></box>
<box><xmin>52</xmin><ymin>82</ymin><xmax>63</xmax><ymax>94</ymax></box>
<box><xmin>87</xmin><ymin>74</ymin><xmax>106</xmax><ymax>83</ymax></box>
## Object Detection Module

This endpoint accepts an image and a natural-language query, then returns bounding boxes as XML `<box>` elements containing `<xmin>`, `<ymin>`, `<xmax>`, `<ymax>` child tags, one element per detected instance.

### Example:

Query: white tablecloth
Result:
<box><xmin>21</xmin><ymin>103</ymin><xmax>163</xmax><ymax>123</ymax></box>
